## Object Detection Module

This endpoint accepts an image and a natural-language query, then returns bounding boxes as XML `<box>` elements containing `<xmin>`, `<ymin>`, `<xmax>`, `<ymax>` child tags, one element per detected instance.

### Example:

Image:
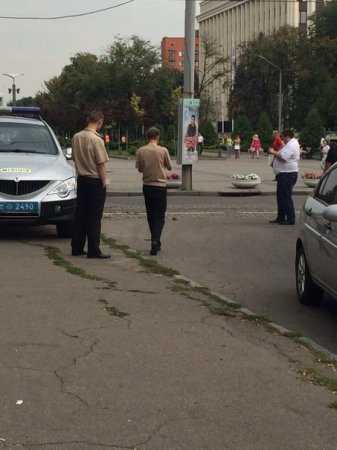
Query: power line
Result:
<box><xmin>0</xmin><ymin>0</ymin><xmax>136</xmax><ymax>20</ymax></box>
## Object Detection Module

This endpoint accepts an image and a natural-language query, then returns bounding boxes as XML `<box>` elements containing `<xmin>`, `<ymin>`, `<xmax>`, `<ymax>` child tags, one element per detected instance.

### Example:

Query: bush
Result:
<box><xmin>300</xmin><ymin>108</ymin><xmax>324</xmax><ymax>158</ymax></box>
<box><xmin>199</xmin><ymin>120</ymin><xmax>217</xmax><ymax>147</ymax></box>
<box><xmin>233</xmin><ymin>115</ymin><xmax>253</xmax><ymax>151</ymax></box>
<box><xmin>257</xmin><ymin>112</ymin><xmax>273</xmax><ymax>150</ymax></box>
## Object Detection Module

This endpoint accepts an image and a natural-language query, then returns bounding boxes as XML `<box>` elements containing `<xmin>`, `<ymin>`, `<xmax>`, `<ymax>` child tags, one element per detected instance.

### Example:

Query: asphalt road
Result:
<box><xmin>104</xmin><ymin>194</ymin><xmax>337</xmax><ymax>356</ymax></box>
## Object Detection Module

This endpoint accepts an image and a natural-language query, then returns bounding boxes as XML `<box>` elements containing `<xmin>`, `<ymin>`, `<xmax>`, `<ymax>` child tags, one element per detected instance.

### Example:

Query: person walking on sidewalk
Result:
<box><xmin>226</xmin><ymin>135</ymin><xmax>233</xmax><ymax>159</ymax></box>
<box><xmin>320</xmin><ymin>139</ymin><xmax>330</xmax><ymax>170</ymax></box>
<box><xmin>136</xmin><ymin>127</ymin><xmax>172</xmax><ymax>255</ymax></box>
<box><xmin>323</xmin><ymin>141</ymin><xmax>337</xmax><ymax>173</ymax></box>
<box><xmin>197</xmin><ymin>132</ymin><xmax>204</xmax><ymax>155</ymax></box>
<box><xmin>268</xmin><ymin>129</ymin><xmax>300</xmax><ymax>225</ymax></box>
<box><xmin>233</xmin><ymin>135</ymin><xmax>241</xmax><ymax>159</ymax></box>
<box><xmin>249</xmin><ymin>134</ymin><xmax>262</xmax><ymax>159</ymax></box>
<box><xmin>269</xmin><ymin>130</ymin><xmax>284</xmax><ymax>179</ymax></box>
<box><xmin>71</xmin><ymin>109</ymin><xmax>111</xmax><ymax>259</ymax></box>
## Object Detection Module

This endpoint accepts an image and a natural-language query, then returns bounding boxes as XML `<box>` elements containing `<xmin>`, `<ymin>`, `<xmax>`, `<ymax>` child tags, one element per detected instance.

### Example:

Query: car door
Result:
<box><xmin>307</xmin><ymin>166</ymin><xmax>337</xmax><ymax>291</ymax></box>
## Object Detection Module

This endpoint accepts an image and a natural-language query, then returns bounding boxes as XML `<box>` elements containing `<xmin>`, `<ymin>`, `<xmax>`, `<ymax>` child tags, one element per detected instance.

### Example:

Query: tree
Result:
<box><xmin>300</xmin><ymin>107</ymin><xmax>324</xmax><ymax>157</ymax></box>
<box><xmin>196</xmin><ymin>35</ymin><xmax>230</xmax><ymax>99</ymax></box>
<box><xmin>196</xmin><ymin>35</ymin><xmax>231</xmax><ymax>123</ymax></box>
<box><xmin>310</xmin><ymin>1</ymin><xmax>337</xmax><ymax>39</ymax></box>
<box><xmin>36</xmin><ymin>52</ymin><xmax>105</xmax><ymax>134</ymax></box>
<box><xmin>257</xmin><ymin>112</ymin><xmax>273</xmax><ymax>150</ymax></box>
<box><xmin>232</xmin><ymin>115</ymin><xmax>253</xmax><ymax>151</ymax></box>
<box><xmin>199</xmin><ymin>120</ymin><xmax>218</xmax><ymax>147</ymax></box>
<box><xmin>228</xmin><ymin>26</ymin><xmax>311</xmax><ymax>128</ymax></box>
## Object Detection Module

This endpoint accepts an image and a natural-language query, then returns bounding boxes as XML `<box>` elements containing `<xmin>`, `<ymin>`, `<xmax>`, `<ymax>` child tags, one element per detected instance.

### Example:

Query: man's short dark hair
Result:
<box><xmin>146</xmin><ymin>127</ymin><xmax>160</xmax><ymax>140</ymax></box>
<box><xmin>87</xmin><ymin>109</ymin><xmax>104</xmax><ymax>124</ymax></box>
<box><xmin>280</xmin><ymin>129</ymin><xmax>294</xmax><ymax>139</ymax></box>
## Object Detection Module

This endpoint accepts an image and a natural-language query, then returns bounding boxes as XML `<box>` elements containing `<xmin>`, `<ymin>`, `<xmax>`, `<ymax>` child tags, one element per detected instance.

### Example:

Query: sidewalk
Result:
<box><xmin>105</xmin><ymin>153</ymin><xmax>321</xmax><ymax>196</ymax></box>
<box><xmin>2</xmin><ymin>230</ymin><xmax>337</xmax><ymax>449</ymax></box>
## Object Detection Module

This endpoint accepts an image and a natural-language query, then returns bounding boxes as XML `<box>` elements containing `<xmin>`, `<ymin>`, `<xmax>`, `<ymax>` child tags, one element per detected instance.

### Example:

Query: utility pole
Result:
<box><xmin>3</xmin><ymin>73</ymin><xmax>24</xmax><ymax>106</ymax></box>
<box><xmin>181</xmin><ymin>0</ymin><xmax>196</xmax><ymax>190</ymax></box>
<box><xmin>257</xmin><ymin>55</ymin><xmax>282</xmax><ymax>131</ymax></box>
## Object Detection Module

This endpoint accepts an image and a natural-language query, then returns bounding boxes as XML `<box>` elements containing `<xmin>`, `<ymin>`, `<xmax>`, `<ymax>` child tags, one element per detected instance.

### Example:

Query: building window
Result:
<box><xmin>179</xmin><ymin>61</ymin><xmax>184</xmax><ymax>67</ymax></box>
<box><xmin>178</xmin><ymin>51</ymin><xmax>184</xmax><ymax>57</ymax></box>
<box><xmin>169</xmin><ymin>61</ymin><xmax>175</xmax><ymax>67</ymax></box>
<box><xmin>300</xmin><ymin>11</ymin><xmax>307</xmax><ymax>24</ymax></box>
<box><xmin>195</xmin><ymin>51</ymin><xmax>199</xmax><ymax>58</ymax></box>
<box><xmin>168</xmin><ymin>50</ymin><xmax>175</xmax><ymax>58</ymax></box>
<box><xmin>195</xmin><ymin>61</ymin><xmax>199</xmax><ymax>67</ymax></box>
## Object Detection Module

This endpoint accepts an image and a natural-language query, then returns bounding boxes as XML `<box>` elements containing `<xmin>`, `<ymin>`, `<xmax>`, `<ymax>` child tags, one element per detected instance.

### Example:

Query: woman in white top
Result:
<box><xmin>320</xmin><ymin>139</ymin><xmax>330</xmax><ymax>170</ymax></box>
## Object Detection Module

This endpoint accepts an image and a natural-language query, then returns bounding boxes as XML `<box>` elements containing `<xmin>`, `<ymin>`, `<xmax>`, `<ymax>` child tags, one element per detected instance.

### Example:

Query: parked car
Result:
<box><xmin>0</xmin><ymin>106</ymin><xmax>76</xmax><ymax>237</ymax></box>
<box><xmin>296</xmin><ymin>163</ymin><xmax>337</xmax><ymax>305</ymax></box>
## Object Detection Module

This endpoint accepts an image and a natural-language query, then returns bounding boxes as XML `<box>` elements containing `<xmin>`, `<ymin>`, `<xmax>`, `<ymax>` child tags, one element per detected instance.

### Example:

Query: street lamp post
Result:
<box><xmin>257</xmin><ymin>55</ymin><xmax>282</xmax><ymax>131</ymax></box>
<box><xmin>3</xmin><ymin>73</ymin><xmax>24</xmax><ymax>106</ymax></box>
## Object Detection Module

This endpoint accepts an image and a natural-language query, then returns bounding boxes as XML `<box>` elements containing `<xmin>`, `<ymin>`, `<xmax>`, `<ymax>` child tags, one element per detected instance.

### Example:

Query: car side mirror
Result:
<box><xmin>64</xmin><ymin>147</ymin><xmax>72</xmax><ymax>160</ymax></box>
<box><xmin>322</xmin><ymin>204</ymin><xmax>337</xmax><ymax>222</ymax></box>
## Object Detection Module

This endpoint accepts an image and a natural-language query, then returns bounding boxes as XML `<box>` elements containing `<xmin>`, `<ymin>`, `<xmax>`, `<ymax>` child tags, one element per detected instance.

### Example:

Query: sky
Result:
<box><xmin>0</xmin><ymin>0</ymin><xmax>200</xmax><ymax>103</ymax></box>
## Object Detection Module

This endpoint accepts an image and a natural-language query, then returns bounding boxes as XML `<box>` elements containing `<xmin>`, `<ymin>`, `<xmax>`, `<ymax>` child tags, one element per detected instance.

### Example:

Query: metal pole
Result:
<box><xmin>278</xmin><ymin>70</ymin><xmax>282</xmax><ymax>131</ymax></box>
<box><xmin>257</xmin><ymin>55</ymin><xmax>282</xmax><ymax>131</ymax></box>
<box><xmin>181</xmin><ymin>0</ymin><xmax>196</xmax><ymax>191</ymax></box>
<box><xmin>3</xmin><ymin>73</ymin><xmax>23</xmax><ymax>106</ymax></box>
<box><xmin>12</xmin><ymin>82</ymin><xmax>16</xmax><ymax>106</ymax></box>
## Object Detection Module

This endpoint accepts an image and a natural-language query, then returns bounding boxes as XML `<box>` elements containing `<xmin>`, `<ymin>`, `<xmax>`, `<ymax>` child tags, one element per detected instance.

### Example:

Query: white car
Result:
<box><xmin>0</xmin><ymin>107</ymin><xmax>76</xmax><ymax>237</ymax></box>
<box><xmin>296</xmin><ymin>163</ymin><xmax>337</xmax><ymax>305</ymax></box>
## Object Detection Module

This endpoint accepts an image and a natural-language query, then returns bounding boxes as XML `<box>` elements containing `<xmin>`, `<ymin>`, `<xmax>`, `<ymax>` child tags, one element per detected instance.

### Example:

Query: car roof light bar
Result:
<box><xmin>0</xmin><ymin>106</ymin><xmax>41</xmax><ymax>115</ymax></box>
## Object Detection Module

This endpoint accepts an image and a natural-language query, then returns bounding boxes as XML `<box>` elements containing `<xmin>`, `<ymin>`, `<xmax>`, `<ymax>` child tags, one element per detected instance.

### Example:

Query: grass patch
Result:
<box><xmin>98</xmin><ymin>299</ymin><xmax>129</xmax><ymax>318</ymax></box>
<box><xmin>294</xmin><ymin>339</ymin><xmax>337</xmax><ymax>368</ymax></box>
<box><xmin>102</xmin><ymin>235</ymin><xmax>179</xmax><ymax>277</ymax></box>
<box><xmin>297</xmin><ymin>367</ymin><xmax>337</xmax><ymax>393</ymax></box>
<box><xmin>329</xmin><ymin>401</ymin><xmax>337</xmax><ymax>410</ymax></box>
<box><xmin>45</xmin><ymin>246</ymin><xmax>104</xmax><ymax>281</ymax></box>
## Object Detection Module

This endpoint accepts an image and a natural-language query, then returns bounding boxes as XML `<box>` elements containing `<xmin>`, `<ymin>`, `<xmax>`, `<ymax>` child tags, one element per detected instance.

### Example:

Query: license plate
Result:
<box><xmin>0</xmin><ymin>202</ymin><xmax>39</xmax><ymax>213</ymax></box>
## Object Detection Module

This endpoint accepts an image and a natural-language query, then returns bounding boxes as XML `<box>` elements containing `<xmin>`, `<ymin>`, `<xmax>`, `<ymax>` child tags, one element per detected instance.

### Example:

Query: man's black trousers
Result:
<box><xmin>71</xmin><ymin>176</ymin><xmax>106</xmax><ymax>256</ymax></box>
<box><xmin>276</xmin><ymin>172</ymin><xmax>298</xmax><ymax>223</ymax></box>
<box><xmin>143</xmin><ymin>185</ymin><xmax>167</xmax><ymax>245</ymax></box>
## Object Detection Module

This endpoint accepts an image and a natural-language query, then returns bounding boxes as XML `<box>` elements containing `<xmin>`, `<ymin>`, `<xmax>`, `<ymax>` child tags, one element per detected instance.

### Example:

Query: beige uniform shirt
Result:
<box><xmin>72</xmin><ymin>128</ymin><xmax>109</xmax><ymax>178</ymax></box>
<box><xmin>136</xmin><ymin>143</ymin><xmax>172</xmax><ymax>186</ymax></box>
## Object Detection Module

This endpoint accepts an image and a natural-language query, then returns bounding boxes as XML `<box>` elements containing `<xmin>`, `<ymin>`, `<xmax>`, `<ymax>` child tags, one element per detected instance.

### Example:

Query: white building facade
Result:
<box><xmin>197</xmin><ymin>0</ymin><xmax>325</xmax><ymax>125</ymax></box>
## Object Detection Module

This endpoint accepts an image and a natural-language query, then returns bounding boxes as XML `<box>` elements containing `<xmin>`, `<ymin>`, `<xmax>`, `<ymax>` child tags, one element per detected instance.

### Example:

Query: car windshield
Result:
<box><xmin>0</xmin><ymin>122</ymin><xmax>58</xmax><ymax>155</ymax></box>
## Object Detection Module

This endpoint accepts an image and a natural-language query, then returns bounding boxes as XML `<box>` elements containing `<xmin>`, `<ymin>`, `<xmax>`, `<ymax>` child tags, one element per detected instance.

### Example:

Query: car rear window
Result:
<box><xmin>315</xmin><ymin>166</ymin><xmax>337</xmax><ymax>205</ymax></box>
<box><xmin>0</xmin><ymin>122</ymin><xmax>58</xmax><ymax>155</ymax></box>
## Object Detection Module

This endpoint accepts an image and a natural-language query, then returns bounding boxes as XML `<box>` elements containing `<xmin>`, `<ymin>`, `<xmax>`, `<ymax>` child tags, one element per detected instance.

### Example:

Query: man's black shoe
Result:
<box><xmin>278</xmin><ymin>221</ymin><xmax>295</xmax><ymax>225</ymax></box>
<box><xmin>87</xmin><ymin>253</ymin><xmax>111</xmax><ymax>259</ymax></box>
<box><xmin>150</xmin><ymin>241</ymin><xmax>160</xmax><ymax>255</ymax></box>
<box><xmin>269</xmin><ymin>219</ymin><xmax>281</xmax><ymax>224</ymax></box>
<box><xmin>72</xmin><ymin>251</ymin><xmax>87</xmax><ymax>256</ymax></box>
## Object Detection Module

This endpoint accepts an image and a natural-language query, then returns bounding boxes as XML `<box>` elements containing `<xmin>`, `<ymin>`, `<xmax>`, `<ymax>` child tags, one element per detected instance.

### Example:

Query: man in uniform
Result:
<box><xmin>71</xmin><ymin>109</ymin><xmax>111</xmax><ymax>259</ymax></box>
<box><xmin>136</xmin><ymin>127</ymin><xmax>172</xmax><ymax>255</ymax></box>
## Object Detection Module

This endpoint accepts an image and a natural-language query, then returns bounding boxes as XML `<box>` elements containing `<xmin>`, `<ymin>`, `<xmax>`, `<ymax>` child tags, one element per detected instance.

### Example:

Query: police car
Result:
<box><xmin>0</xmin><ymin>107</ymin><xmax>76</xmax><ymax>237</ymax></box>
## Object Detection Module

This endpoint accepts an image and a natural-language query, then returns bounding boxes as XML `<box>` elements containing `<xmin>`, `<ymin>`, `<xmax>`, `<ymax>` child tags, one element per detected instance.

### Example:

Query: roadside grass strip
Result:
<box><xmin>44</xmin><ymin>246</ymin><xmax>105</xmax><ymax>282</ymax></box>
<box><xmin>43</xmin><ymin>238</ymin><xmax>337</xmax><ymax>401</ymax></box>
<box><xmin>101</xmin><ymin>235</ymin><xmax>179</xmax><ymax>277</ymax></box>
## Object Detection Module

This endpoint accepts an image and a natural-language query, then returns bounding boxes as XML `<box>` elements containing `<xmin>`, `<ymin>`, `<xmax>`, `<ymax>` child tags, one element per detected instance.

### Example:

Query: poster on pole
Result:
<box><xmin>177</xmin><ymin>98</ymin><xmax>200</xmax><ymax>165</ymax></box>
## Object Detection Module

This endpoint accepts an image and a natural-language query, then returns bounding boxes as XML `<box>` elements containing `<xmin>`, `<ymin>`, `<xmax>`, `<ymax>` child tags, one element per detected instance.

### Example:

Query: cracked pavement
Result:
<box><xmin>1</xmin><ymin>222</ymin><xmax>337</xmax><ymax>449</ymax></box>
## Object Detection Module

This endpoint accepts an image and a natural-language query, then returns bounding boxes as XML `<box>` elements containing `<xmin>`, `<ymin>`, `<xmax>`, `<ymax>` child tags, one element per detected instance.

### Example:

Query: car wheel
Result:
<box><xmin>295</xmin><ymin>246</ymin><xmax>323</xmax><ymax>306</ymax></box>
<box><xmin>56</xmin><ymin>221</ymin><xmax>73</xmax><ymax>238</ymax></box>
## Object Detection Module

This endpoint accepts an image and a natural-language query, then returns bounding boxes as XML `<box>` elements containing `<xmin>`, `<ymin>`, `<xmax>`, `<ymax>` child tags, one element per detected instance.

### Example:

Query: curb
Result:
<box><xmin>106</xmin><ymin>189</ymin><xmax>311</xmax><ymax>197</ymax></box>
<box><xmin>173</xmin><ymin>276</ymin><xmax>337</xmax><ymax>363</ymax></box>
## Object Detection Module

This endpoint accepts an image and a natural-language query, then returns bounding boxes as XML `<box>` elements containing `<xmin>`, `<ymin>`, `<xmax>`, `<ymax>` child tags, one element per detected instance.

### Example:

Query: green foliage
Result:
<box><xmin>232</xmin><ymin>115</ymin><xmax>253</xmax><ymax>151</ymax></box>
<box><xmin>310</xmin><ymin>1</ymin><xmax>337</xmax><ymax>39</ymax></box>
<box><xmin>257</xmin><ymin>112</ymin><xmax>273</xmax><ymax>150</ymax></box>
<box><xmin>199</xmin><ymin>120</ymin><xmax>217</xmax><ymax>146</ymax></box>
<box><xmin>300</xmin><ymin>108</ymin><xmax>324</xmax><ymax>154</ymax></box>
<box><xmin>34</xmin><ymin>36</ymin><xmax>183</xmax><ymax>136</ymax></box>
<box><xmin>228</xmin><ymin>5</ymin><xmax>337</xmax><ymax>131</ymax></box>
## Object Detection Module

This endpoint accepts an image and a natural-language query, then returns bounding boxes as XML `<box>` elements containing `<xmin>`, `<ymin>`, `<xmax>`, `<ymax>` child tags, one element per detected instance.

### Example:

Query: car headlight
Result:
<box><xmin>48</xmin><ymin>177</ymin><xmax>76</xmax><ymax>198</ymax></box>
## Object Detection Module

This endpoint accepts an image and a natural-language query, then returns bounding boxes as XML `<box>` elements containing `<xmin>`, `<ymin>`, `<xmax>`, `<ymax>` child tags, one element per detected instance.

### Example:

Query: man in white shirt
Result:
<box><xmin>268</xmin><ymin>129</ymin><xmax>300</xmax><ymax>225</ymax></box>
